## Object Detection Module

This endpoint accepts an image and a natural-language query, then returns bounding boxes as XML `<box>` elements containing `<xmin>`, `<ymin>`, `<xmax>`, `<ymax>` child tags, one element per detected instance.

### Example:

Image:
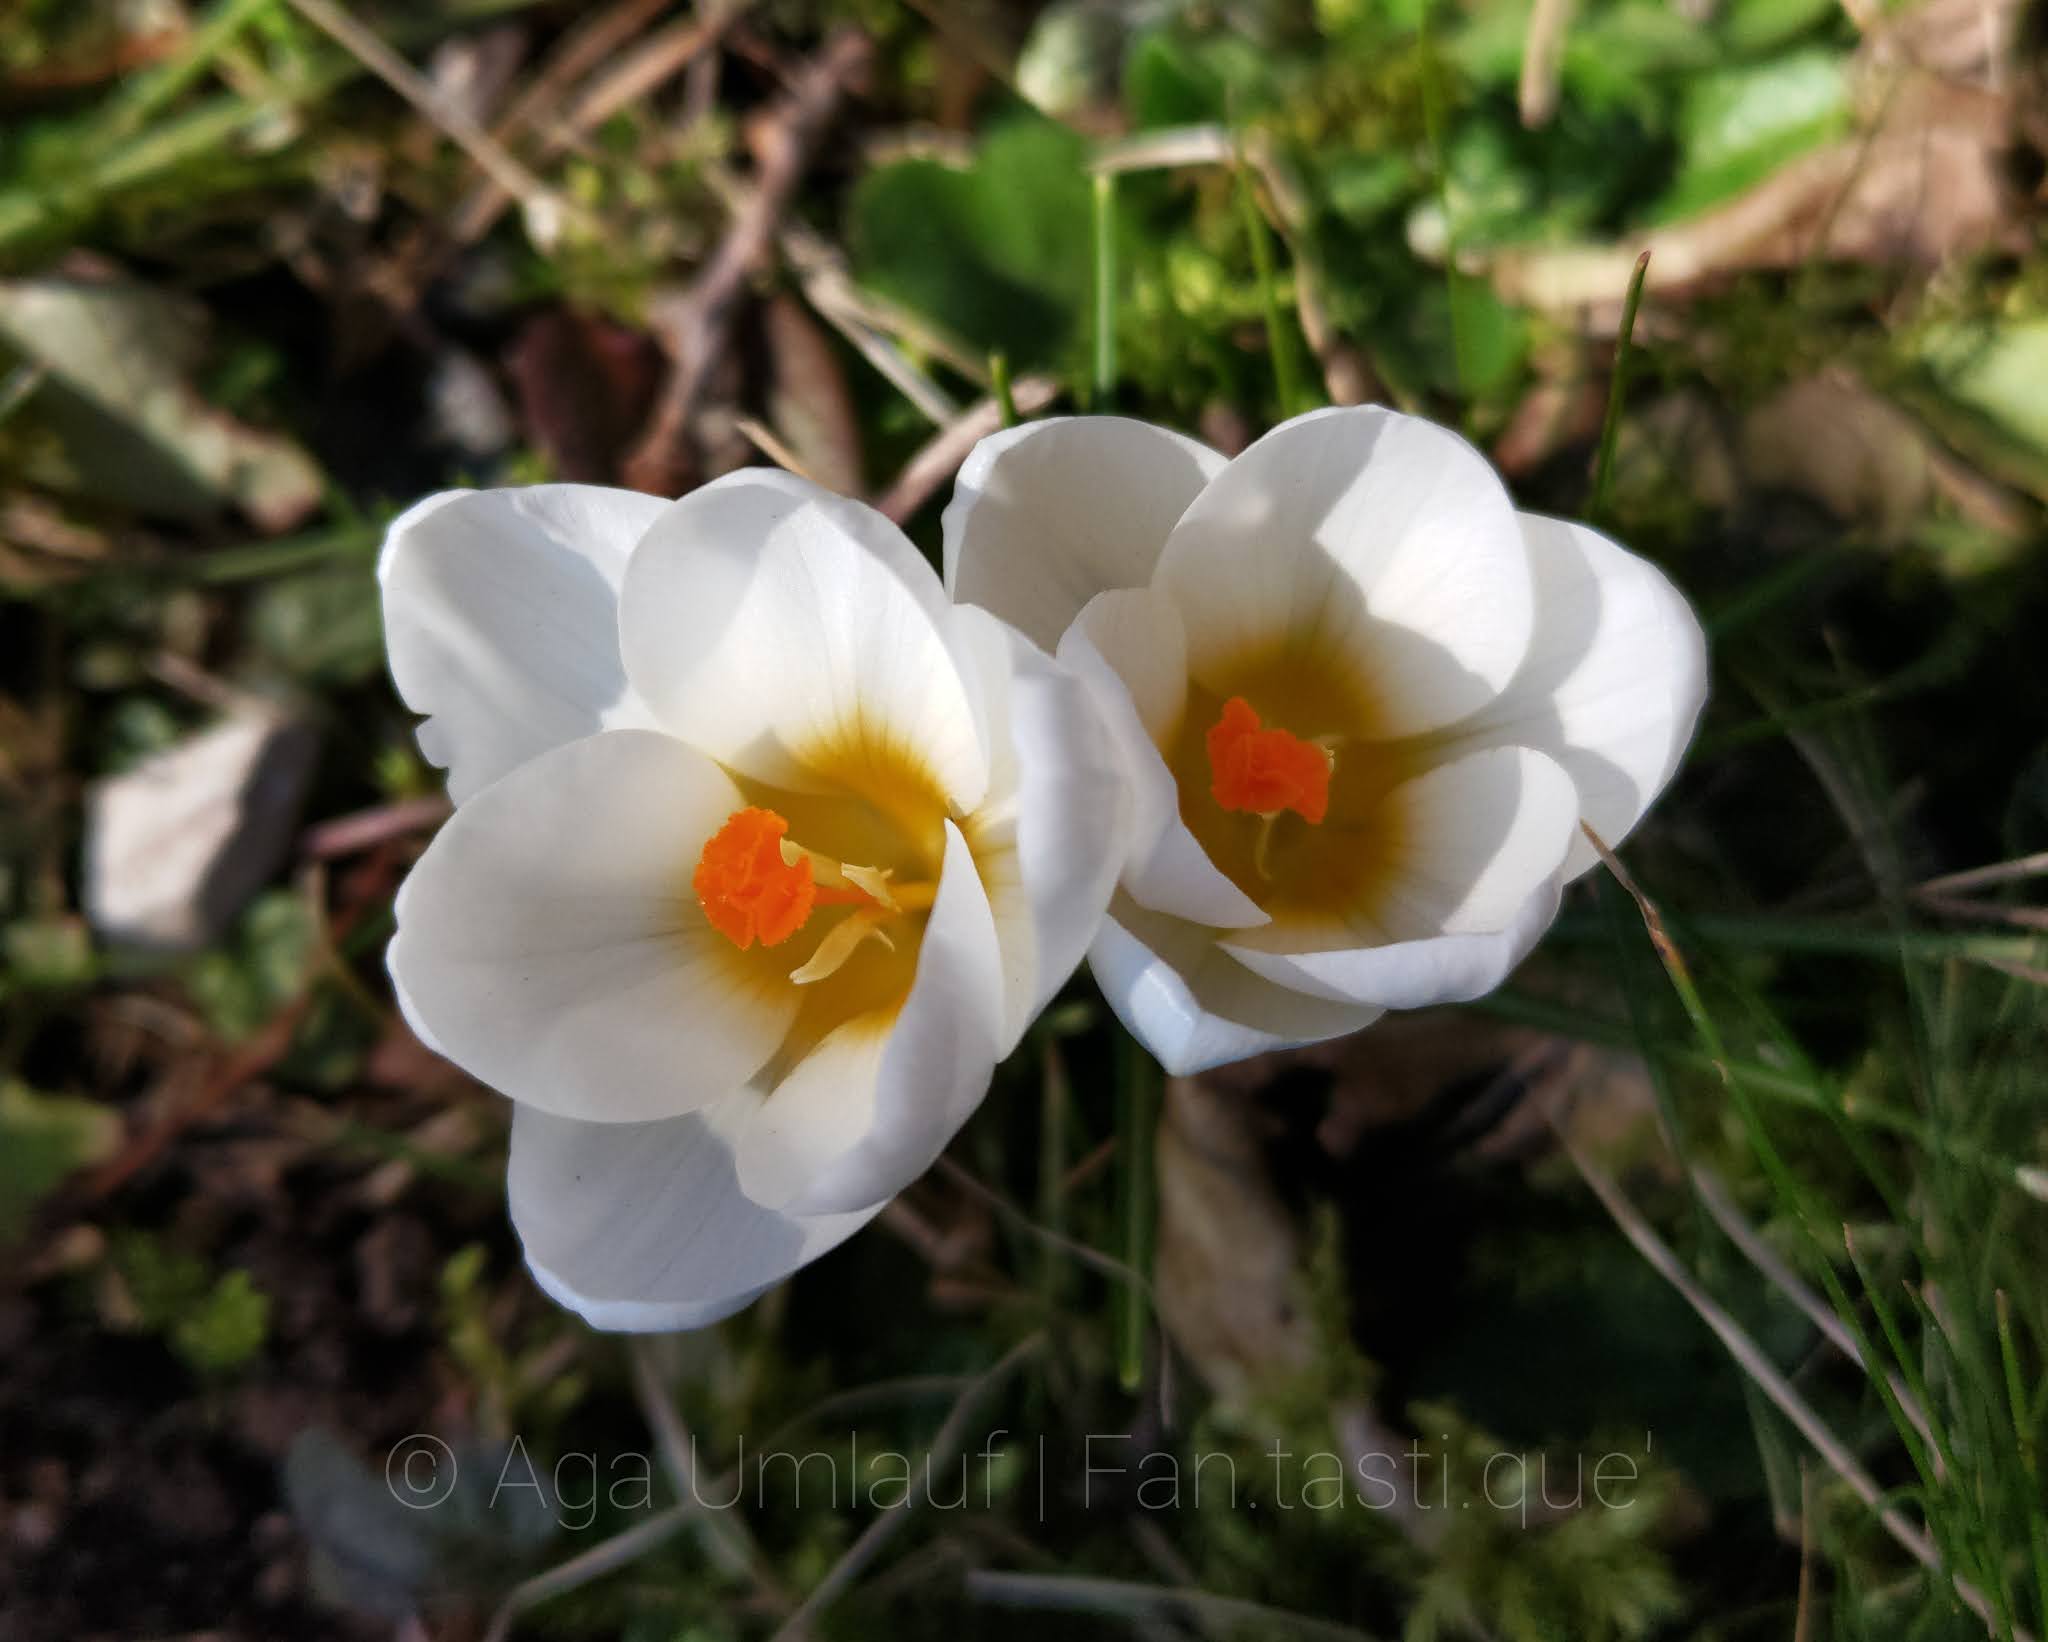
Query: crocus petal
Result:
<box><xmin>389</xmin><ymin>730</ymin><xmax>796</xmax><ymax>1124</ymax></box>
<box><xmin>1230</xmin><ymin>744</ymin><xmax>1579</xmax><ymax>955</ymax></box>
<box><xmin>1223</xmin><ymin>875</ymin><xmax>1561</xmax><ymax>1010</ymax></box>
<box><xmin>737</xmin><ymin>822</ymin><xmax>1006</xmax><ymax>1217</ymax></box>
<box><xmin>948</xmin><ymin>604</ymin><xmax>1130</xmax><ymax>1048</ymax></box>
<box><xmin>1155</xmin><ymin>407</ymin><xmax>1534</xmax><ymax>736</ymax></box>
<box><xmin>1057</xmin><ymin>589</ymin><xmax>1267</xmax><ymax>930</ymax></box>
<box><xmin>1090</xmin><ymin>895</ymin><xmax>1382</xmax><ymax>1077</ymax></box>
<box><xmin>380</xmin><ymin>485</ymin><xmax>666</xmax><ymax>804</ymax></box>
<box><xmin>943</xmin><ymin>416</ymin><xmax>1227</xmax><ymax>652</ymax></box>
<box><xmin>509</xmin><ymin>1097</ymin><xmax>880</xmax><ymax>1332</ymax></box>
<box><xmin>1450</xmin><ymin>514</ymin><xmax>1709</xmax><ymax>879</ymax></box>
<box><xmin>619</xmin><ymin>469</ymin><xmax>990</xmax><ymax>811</ymax></box>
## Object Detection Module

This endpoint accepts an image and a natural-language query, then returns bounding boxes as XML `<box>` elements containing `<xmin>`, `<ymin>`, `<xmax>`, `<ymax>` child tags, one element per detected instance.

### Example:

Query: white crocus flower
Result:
<box><xmin>381</xmin><ymin>471</ymin><xmax>1126</xmax><ymax>1329</ymax></box>
<box><xmin>943</xmin><ymin>406</ymin><xmax>1708</xmax><ymax>1075</ymax></box>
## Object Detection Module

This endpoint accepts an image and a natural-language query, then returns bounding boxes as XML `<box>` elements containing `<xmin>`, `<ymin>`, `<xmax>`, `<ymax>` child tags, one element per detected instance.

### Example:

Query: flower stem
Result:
<box><xmin>1114</xmin><ymin>1030</ymin><xmax>1158</xmax><ymax>1392</ymax></box>
<box><xmin>991</xmin><ymin>350</ymin><xmax>1019</xmax><ymax>429</ymax></box>
<box><xmin>1091</xmin><ymin>170</ymin><xmax>1117</xmax><ymax>408</ymax></box>
<box><xmin>1038</xmin><ymin>1039</ymin><xmax>1070</xmax><ymax>1306</ymax></box>
<box><xmin>1234</xmin><ymin>154</ymin><xmax>1302</xmax><ymax>419</ymax></box>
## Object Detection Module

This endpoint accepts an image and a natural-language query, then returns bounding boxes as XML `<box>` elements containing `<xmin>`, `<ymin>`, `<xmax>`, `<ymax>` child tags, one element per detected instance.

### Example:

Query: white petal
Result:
<box><xmin>1223</xmin><ymin>875</ymin><xmax>1561</xmax><ymax>1009</ymax></box>
<box><xmin>380</xmin><ymin>485</ymin><xmax>666</xmax><ymax>804</ymax></box>
<box><xmin>1364</xmin><ymin>745</ymin><xmax>1579</xmax><ymax>942</ymax></box>
<box><xmin>737</xmin><ymin>821</ymin><xmax>1006</xmax><ymax>1217</ymax></box>
<box><xmin>1452</xmin><ymin>514</ymin><xmax>1708</xmax><ymax>879</ymax></box>
<box><xmin>1229</xmin><ymin>744</ymin><xmax>1579</xmax><ymax>957</ymax></box>
<box><xmin>509</xmin><ymin>1097</ymin><xmax>880</xmax><ymax>1332</ymax></box>
<box><xmin>619</xmin><ymin>469</ymin><xmax>990</xmax><ymax>810</ymax></box>
<box><xmin>1155</xmin><ymin>407</ymin><xmax>1534</xmax><ymax>736</ymax></box>
<box><xmin>389</xmin><ymin>730</ymin><xmax>796</xmax><ymax>1124</ymax></box>
<box><xmin>948</xmin><ymin>604</ymin><xmax>1131</xmax><ymax>1049</ymax></box>
<box><xmin>1089</xmin><ymin>895</ymin><xmax>1381</xmax><ymax>1077</ymax></box>
<box><xmin>1057</xmin><ymin>590</ymin><xmax>1267</xmax><ymax>931</ymax></box>
<box><xmin>943</xmin><ymin>416</ymin><xmax>1227</xmax><ymax>652</ymax></box>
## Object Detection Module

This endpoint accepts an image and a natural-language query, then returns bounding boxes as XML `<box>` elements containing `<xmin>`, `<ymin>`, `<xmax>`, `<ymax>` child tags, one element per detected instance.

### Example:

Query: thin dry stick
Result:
<box><xmin>967</xmin><ymin>1571</ymin><xmax>1383</xmax><ymax>1642</ymax></box>
<box><xmin>734</xmin><ymin>415</ymin><xmax>824</xmax><ymax>484</ymax></box>
<box><xmin>796</xmin><ymin>274</ymin><xmax>960</xmax><ymax>423</ymax></box>
<box><xmin>1688</xmin><ymin>1165</ymin><xmax>1941</xmax><ymax>1461</ymax></box>
<box><xmin>622</xmin><ymin>28</ymin><xmax>872</xmax><ymax>493</ymax></box>
<box><xmin>1518</xmin><ymin>0</ymin><xmax>1573</xmax><ymax>127</ymax></box>
<box><xmin>765</xmin><ymin>1333</ymin><xmax>1044</xmax><ymax>1642</ymax></box>
<box><xmin>282</xmin><ymin>0</ymin><xmax>583</xmax><ymax>240</ymax></box>
<box><xmin>873</xmin><ymin>375</ymin><xmax>1059</xmax><ymax>523</ymax></box>
<box><xmin>483</xmin><ymin>1345</ymin><xmax>797</xmax><ymax>1642</ymax></box>
<box><xmin>483</xmin><ymin>1503</ymin><xmax>694</xmax><ymax>1642</ymax></box>
<box><xmin>1917</xmin><ymin>851</ymin><xmax>2048</xmax><ymax>897</ymax></box>
<box><xmin>448</xmin><ymin>0</ymin><xmax>706</xmax><ymax>244</ymax></box>
<box><xmin>935</xmin><ymin>1156</ymin><xmax>1149</xmax><ymax>1299</ymax></box>
<box><xmin>491</xmin><ymin>0</ymin><xmax>671</xmax><ymax>143</ymax></box>
<box><xmin>1794</xmin><ymin>1464</ymin><xmax>1818</xmax><ymax>1642</ymax></box>
<box><xmin>625</xmin><ymin>1339</ymin><xmax>781</xmax><ymax>1593</ymax></box>
<box><xmin>1553</xmin><ymin>1115</ymin><xmax>2027</xmax><ymax>1642</ymax></box>
<box><xmin>301</xmin><ymin>794</ymin><xmax>451</xmax><ymax>860</ymax></box>
<box><xmin>933</xmin><ymin>1155</ymin><xmax>1179</xmax><ymax>1433</ymax></box>
<box><xmin>557</xmin><ymin>14</ymin><xmax>721</xmax><ymax>136</ymax></box>
<box><xmin>1913</xmin><ymin>892</ymin><xmax>2048</xmax><ymax>932</ymax></box>
<box><xmin>777</xmin><ymin>216</ymin><xmax>967</xmax><ymax>421</ymax></box>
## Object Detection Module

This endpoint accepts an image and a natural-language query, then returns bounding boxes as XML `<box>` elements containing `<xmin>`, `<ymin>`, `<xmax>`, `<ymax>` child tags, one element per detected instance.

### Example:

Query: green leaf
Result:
<box><xmin>1719</xmin><ymin>0</ymin><xmax>1843</xmax><ymax>55</ymax></box>
<box><xmin>848</xmin><ymin>117</ymin><xmax>1103</xmax><ymax>371</ymax></box>
<box><xmin>1921</xmin><ymin>319</ymin><xmax>2048</xmax><ymax>457</ymax></box>
<box><xmin>183</xmin><ymin>888</ymin><xmax>317</xmax><ymax>1040</ymax></box>
<box><xmin>1122</xmin><ymin>29</ymin><xmax>1273</xmax><ymax>128</ymax></box>
<box><xmin>247</xmin><ymin>563</ymin><xmax>384</xmax><ymax>684</ymax></box>
<box><xmin>0</xmin><ymin>273</ymin><xmax>323</xmax><ymax>531</ymax></box>
<box><xmin>173</xmin><ymin>1268</ymin><xmax>271</xmax><ymax>1376</ymax></box>
<box><xmin>1447</xmin><ymin>271</ymin><xmax>1529</xmax><ymax>397</ymax></box>
<box><xmin>1651</xmin><ymin>48</ymin><xmax>1850</xmax><ymax>220</ymax></box>
<box><xmin>0</xmin><ymin>1081</ymin><xmax>120</xmax><ymax>1244</ymax></box>
<box><xmin>3</xmin><ymin>915</ymin><xmax>95</xmax><ymax>990</ymax></box>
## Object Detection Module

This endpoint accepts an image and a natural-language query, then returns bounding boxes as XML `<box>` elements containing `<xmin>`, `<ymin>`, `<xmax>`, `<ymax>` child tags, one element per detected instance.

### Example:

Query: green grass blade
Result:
<box><xmin>1091</xmin><ymin>171</ymin><xmax>1117</xmax><ymax>409</ymax></box>
<box><xmin>1592</xmin><ymin>249</ymin><xmax>1651</xmax><ymax>526</ymax></box>
<box><xmin>991</xmin><ymin>351</ymin><xmax>1018</xmax><ymax>429</ymax></box>
<box><xmin>1234</xmin><ymin>153</ymin><xmax>1302</xmax><ymax>419</ymax></box>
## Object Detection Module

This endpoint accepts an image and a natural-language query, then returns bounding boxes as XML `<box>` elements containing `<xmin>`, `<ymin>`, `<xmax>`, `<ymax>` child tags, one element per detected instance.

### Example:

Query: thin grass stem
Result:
<box><xmin>1591</xmin><ymin>250</ymin><xmax>1652</xmax><ymax>525</ymax></box>
<box><xmin>1091</xmin><ymin>171</ymin><xmax>1117</xmax><ymax>408</ymax></box>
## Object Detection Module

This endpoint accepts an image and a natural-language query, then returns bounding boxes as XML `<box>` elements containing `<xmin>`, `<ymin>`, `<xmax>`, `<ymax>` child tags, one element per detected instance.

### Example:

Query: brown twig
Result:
<box><xmin>1518</xmin><ymin>0</ymin><xmax>1573</xmax><ymax>127</ymax></box>
<box><xmin>1916</xmin><ymin>850</ymin><xmax>2048</xmax><ymax>897</ymax></box>
<box><xmin>283</xmin><ymin>0</ymin><xmax>585</xmax><ymax>244</ymax></box>
<box><xmin>301</xmin><ymin>794</ymin><xmax>452</xmax><ymax>860</ymax></box>
<box><xmin>82</xmin><ymin>997</ymin><xmax>311</xmax><ymax>1201</ymax></box>
<box><xmin>444</xmin><ymin>0</ymin><xmax>682</xmax><ymax>245</ymax></box>
<box><xmin>873</xmin><ymin>375</ymin><xmax>1060</xmax><ymax>523</ymax></box>
<box><xmin>621</xmin><ymin>29</ymin><xmax>873</xmax><ymax>494</ymax></box>
<box><xmin>77</xmin><ymin>848</ymin><xmax>400</xmax><ymax>1201</ymax></box>
<box><xmin>734</xmin><ymin>415</ymin><xmax>824</xmax><ymax>484</ymax></box>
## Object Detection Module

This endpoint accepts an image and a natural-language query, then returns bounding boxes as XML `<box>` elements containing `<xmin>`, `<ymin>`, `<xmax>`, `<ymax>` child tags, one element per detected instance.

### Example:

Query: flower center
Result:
<box><xmin>694</xmin><ymin>806</ymin><xmax>934</xmax><ymax>984</ymax></box>
<box><xmin>1206</xmin><ymin>696</ymin><xmax>1332</xmax><ymax>824</ymax></box>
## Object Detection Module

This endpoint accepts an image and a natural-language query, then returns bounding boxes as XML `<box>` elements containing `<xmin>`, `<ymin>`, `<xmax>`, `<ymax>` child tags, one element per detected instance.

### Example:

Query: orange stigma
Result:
<box><xmin>1206</xmin><ymin>696</ymin><xmax>1332</xmax><ymax>824</ymax></box>
<box><xmin>694</xmin><ymin>807</ymin><xmax>813</xmax><ymax>948</ymax></box>
<box><xmin>694</xmin><ymin>807</ymin><xmax>875</xmax><ymax>949</ymax></box>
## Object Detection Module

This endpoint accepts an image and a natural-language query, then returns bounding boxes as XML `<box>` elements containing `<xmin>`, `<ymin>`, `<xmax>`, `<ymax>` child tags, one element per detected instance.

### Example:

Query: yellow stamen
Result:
<box><xmin>789</xmin><ymin>907</ymin><xmax>897</xmax><ymax>985</ymax></box>
<box><xmin>697</xmin><ymin>805</ymin><xmax>941</xmax><ymax>984</ymax></box>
